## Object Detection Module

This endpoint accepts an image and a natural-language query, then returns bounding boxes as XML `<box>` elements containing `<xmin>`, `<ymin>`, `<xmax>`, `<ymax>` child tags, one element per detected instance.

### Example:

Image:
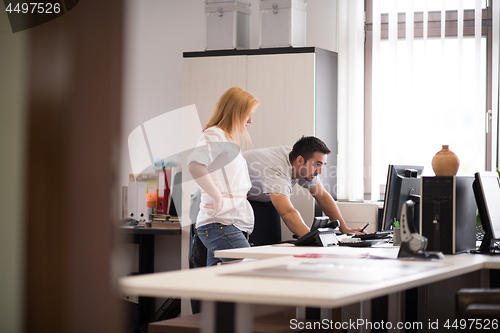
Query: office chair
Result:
<box><xmin>456</xmin><ymin>288</ymin><xmax>500</xmax><ymax>320</ymax></box>
<box><xmin>248</xmin><ymin>200</ymin><xmax>281</xmax><ymax>246</ymax></box>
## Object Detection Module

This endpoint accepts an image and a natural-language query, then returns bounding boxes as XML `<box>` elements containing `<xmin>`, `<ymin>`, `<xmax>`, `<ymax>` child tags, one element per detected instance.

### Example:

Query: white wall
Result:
<box><xmin>120</xmin><ymin>0</ymin><xmax>339</xmax><ymax>185</ymax></box>
<box><xmin>121</xmin><ymin>1</ymin><xmax>339</xmax><ymax>315</ymax></box>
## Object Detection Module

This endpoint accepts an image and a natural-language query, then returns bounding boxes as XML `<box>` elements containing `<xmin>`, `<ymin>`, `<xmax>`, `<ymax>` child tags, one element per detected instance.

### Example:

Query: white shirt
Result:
<box><xmin>243</xmin><ymin>146</ymin><xmax>320</xmax><ymax>202</ymax></box>
<box><xmin>187</xmin><ymin>127</ymin><xmax>254</xmax><ymax>233</ymax></box>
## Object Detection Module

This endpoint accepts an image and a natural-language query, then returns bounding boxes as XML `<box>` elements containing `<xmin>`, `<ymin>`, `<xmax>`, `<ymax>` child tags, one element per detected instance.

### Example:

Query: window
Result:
<box><xmin>365</xmin><ymin>0</ymin><xmax>498</xmax><ymax>201</ymax></box>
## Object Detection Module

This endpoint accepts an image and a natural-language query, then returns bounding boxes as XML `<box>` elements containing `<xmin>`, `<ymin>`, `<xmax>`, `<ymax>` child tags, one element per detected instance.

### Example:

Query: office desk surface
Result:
<box><xmin>119</xmin><ymin>251</ymin><xmax>500</xmax><ymax>309</ymax></box>
<box><xmin>215</xmin><ymin>243</ymin><xmax>400</xmax><ymax>260</ymax></box>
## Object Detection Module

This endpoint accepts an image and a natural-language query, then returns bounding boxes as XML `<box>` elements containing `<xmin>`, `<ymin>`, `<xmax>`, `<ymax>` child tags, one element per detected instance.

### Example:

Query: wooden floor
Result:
<box><xmin>149</xmin><ymin>307</ymin><xmax>342</xmax><ymax>333</ymax></box>
<box><xmin>149</xmin><ymin>311</ymin><xmax>306</xmax><ymax>333</ymax></box>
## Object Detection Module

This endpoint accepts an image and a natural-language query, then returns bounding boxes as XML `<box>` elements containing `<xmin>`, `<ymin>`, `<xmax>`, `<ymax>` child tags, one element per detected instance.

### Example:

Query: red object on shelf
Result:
<box><xmin>157</xmin><ymin>168</ymin><xmax>171</xmax><ymax>214</ymax></box>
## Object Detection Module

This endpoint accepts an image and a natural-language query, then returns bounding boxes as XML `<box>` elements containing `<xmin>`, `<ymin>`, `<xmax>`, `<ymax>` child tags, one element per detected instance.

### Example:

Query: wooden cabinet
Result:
<box><xmin>182</xmin><ymin>47</ymin><xmax>337</xmax><ymax>241</ymax></box>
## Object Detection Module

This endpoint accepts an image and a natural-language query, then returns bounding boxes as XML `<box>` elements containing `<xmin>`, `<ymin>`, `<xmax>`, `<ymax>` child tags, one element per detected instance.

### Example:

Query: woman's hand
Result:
<box><xmin>204</xmin><ymin>193</ymin><xmax>224</xmax><ymax>216</ymax></box>
<box><xmin>189</xmin><ymin>161</ymin><xmax>224</xmax><ymax>216</ymax></box>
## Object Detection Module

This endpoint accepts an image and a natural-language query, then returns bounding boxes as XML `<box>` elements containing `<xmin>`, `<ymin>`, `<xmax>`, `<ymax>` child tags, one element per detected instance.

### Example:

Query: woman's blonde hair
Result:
<box><xmin>204</xmin><ymin>87</ymin><xmax>259</xmax><ymax>147</ymax></box>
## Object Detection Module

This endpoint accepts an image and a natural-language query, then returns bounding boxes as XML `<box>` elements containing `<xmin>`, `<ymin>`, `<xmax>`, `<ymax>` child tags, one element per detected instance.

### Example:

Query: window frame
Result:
<box><xmin>364</xmin><ymin>0</ymin><xmax>495</xmax><ymax>200</ymax></box>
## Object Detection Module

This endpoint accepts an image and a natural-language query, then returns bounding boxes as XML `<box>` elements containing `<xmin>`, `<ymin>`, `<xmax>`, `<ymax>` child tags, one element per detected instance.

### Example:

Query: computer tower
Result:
<box><xmin>420</xmin><ymin>176</ymin><xmax>476</xmax><ymax>254</ymax></box>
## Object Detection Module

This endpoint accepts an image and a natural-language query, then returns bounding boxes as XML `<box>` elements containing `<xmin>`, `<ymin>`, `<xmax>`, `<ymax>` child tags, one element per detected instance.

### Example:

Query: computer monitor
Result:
<box><xmin>472</xmin><ymin>171</ymin><xmax>500</xmax><ymax>254</ymax></box>
<box><xmin>381</xmin><ymin>165</ymin><xmax>424</xmax><ymax>231</ymax></box>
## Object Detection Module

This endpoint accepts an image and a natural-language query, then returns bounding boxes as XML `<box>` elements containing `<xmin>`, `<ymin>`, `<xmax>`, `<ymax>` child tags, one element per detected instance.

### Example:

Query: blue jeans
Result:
<box><xmin>196</xmin><ymin>223</ymin><xmax>250</xmax><ymax>266</ymax></box>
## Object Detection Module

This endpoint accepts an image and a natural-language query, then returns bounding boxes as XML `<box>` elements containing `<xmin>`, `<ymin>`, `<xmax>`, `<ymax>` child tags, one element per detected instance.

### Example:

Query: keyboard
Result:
<box><xmin>339</xmin><ymin>240</ymin><xmax>372</xmax><ymax>247</ymax></box>
<box><xmin>353</xmin><ymin>231</ymin><xmax>392</xmax><ymax>240</ymax></box>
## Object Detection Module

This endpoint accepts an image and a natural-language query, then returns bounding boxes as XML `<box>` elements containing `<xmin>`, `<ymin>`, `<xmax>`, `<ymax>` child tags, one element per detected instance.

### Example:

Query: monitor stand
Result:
<box><xmin>398</xmin><ymin>242</ymin><xmax>445</xmax><ymax>260</ymax></box>
<box><xmin>471</xmin><ymin>232</ymin><xmax>500</xmax><ymax>255</ymax></box>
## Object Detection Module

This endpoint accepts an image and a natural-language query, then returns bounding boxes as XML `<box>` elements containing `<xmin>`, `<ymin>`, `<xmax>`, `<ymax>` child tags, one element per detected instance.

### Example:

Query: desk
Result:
<box><xmin>119</xmin><ymin>245</ymin><xmax>500</xmax><ymax>332</ymax></box>
<box><xmin>214</xmin><ymin>243</ymin><xmax>400</xmax><ymax>260</ymax></box>
<box><xmin>121</xmin><ymin>226</ymin><xmax>181</xmax><ymax>330</ymax></box>
<box><xmin>214</xmin><ymin>244</ymin><xmax>500</xmax><ymax>329</ymax></box>
<box><xmin>121</xmin><ymin>226</ymin><xmax>181</xmax><ymax>273</ymax></box>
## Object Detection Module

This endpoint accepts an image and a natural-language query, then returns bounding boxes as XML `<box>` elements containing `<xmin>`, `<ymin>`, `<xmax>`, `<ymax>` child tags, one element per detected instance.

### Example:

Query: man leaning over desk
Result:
<box><xmin>188</xmin><ymin>136</ymin><xmax>363</xmax><ymax>313</ymax></box>
<box><xmin>243</xmin><ymin>136</ymin><xmax>363</xmax><ymax>238</ymax></box>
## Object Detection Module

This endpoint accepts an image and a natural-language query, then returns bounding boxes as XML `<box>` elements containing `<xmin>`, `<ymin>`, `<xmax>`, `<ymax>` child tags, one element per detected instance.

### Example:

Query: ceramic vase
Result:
<box><xmin>431</xmin><ymin>145</ymin><xmax>460</xmax><ymax>176</ymax></box>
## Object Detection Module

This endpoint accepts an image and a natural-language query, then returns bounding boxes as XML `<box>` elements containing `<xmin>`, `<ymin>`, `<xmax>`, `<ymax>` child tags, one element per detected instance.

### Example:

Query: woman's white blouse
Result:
<box><xmin>187</xmin><ymin>127</ymin><xmax>254</xmax><ymax>233</ymax></box>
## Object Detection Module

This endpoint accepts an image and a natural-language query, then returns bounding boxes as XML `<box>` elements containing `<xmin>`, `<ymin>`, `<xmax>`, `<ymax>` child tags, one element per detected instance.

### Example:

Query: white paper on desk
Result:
<box><xmin>227</xmin><ymin>260</ymin><xmax>441</xmax><ymax>284</ymax></box>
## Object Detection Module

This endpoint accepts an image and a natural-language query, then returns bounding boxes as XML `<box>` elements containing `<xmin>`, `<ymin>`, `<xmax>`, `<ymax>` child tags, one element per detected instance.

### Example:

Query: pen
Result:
<box><xmin>360</xmin><ymin>222</ymin><xmax>370</xmax><ymax>233</ymax></box>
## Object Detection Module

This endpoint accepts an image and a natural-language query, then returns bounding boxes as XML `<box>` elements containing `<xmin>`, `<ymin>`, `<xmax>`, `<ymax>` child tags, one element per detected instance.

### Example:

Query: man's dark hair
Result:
<box><xmin>289</xmin><ymin>136</ymin><xmax>331</xmax><ymax>162</ymax></box>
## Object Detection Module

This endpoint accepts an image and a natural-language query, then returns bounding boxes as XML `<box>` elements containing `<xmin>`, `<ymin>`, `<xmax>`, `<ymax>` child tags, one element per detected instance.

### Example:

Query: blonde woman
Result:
<box><xmin>187</xmin><ymin>87</ymin><xmax>259</xmax><ymax>266</ymax></box>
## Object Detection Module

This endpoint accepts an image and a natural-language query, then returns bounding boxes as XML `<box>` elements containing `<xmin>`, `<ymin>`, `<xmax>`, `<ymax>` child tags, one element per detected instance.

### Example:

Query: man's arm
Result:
<box><xmin>269</xmin><ymin>193</ymin><xmax>310</xmax><ymax>237</ymax></box>
<box><xmin>309</xmin><ymin>182</ymin><xmax>364</xmax><ymax>234</ymax></box>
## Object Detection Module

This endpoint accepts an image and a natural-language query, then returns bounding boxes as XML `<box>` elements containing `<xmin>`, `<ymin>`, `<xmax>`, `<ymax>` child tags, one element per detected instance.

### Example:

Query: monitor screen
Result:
<box><xmin>382</xmin><ymin>165</ymin><xmax>424</xmax><ymax>230</ymax></box>
<box><xmin>473</xmin><ymin>171</ymin><xmax>500</xmax><ymax>241</ymax></box>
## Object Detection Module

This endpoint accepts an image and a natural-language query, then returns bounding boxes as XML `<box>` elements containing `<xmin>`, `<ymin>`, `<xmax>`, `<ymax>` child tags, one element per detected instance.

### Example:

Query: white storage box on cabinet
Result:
<box><xmin>205</xmin><ymin>0</ymin><xmax>251</xmax><ymax>50</ymax></box>
<box><xmin>259</xmin><ymin>0</ymin><xmax>306</xmax><ymax>48</ymax></box>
